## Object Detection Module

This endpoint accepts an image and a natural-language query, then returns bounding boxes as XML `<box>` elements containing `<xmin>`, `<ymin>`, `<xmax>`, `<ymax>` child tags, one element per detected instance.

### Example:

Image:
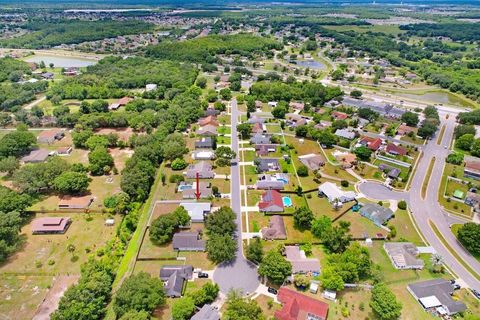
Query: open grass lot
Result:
<box><xmin>241</xmin><ymin>149</ymin><xmax>256</xmax><ymax>162</ymax></box>
<box><xmin>255</xmin><ymin>294</ymin><xmax>281</xmax><ymax>318</ymax></box>
<box><xmin>178</xmin><ymin>251</ymin><xmax>215</xmax><ymax>270</ymax></box>
<box><xmin>354</xmin><ymin>163</ymin><xmax>383</xmax><ymax>181</ymax></box>
<box><xmin>340</xmin><ymin>211</ymin><xmax>385</xmax><ymax>239</ymax></box>
<box><xmin>0</xmin><ymin>275</ymin><xmax>53</xmax><ymax>320</ymax></box>
<box><xmin>30</xmin><ymin>174</ymin><xmax>122</xmax><ymax>212</ymax></box>
<box><xmin>138</xmin><ymin>231</ymin><xmax>177</xmax><ymax>260</ymax></box>
<box><xmin>151</xmin><ymin>203</ymin><xmax>179</xmax><ymax>221</ymax></box>
<box><xmin>327</xmin><ymin>288</ymin><xmax>373</xmax><ymax>320</ymax></box>
<box><xmin>388</xmin><ymin>209</ymin><xmax>425</xmax><ymax>246</ymax></box>
<box><xmin>324</xmin><ymin>24</ymin><xmax>405</xmax><ymax>35</ymax></box>
<box><xmin>438</xmin><ymin>164</ymin><xmax>473</xmax><ymax>218</ymax></box>
<box><xmin>266</xmin><ymin>124</ymin><xmax>282</xmax><ymax>134</ymax></box>
<box><xmin>0</xmin><ymin>212</ymin><xmax>118</xmax><ymax>274</ymax></box>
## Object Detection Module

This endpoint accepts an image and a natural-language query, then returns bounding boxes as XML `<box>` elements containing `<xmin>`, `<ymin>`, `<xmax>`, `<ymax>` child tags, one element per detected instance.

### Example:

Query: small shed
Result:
<box><xmin>310</xmin><ymin>282</ymin><xmax>319</xmax><ymax>294</ymax></box>
<box><xmin>453</xmin><ymin>189</ymin><xmax>464</xmax><ymax>199</ymax></box>
<box><xmin>105</xmin><ymin>218</ymin><xmax>115</xmax><ymax>226</ymax></box>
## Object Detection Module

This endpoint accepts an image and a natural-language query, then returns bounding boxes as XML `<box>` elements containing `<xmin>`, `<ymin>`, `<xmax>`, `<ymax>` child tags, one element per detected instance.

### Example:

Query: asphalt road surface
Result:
<box><xmin>359</xmin><ymin>115</ymin><xmax>480</xmax><ymax>291</ymax></box>
<box><xmin>213</xmin><ymin>99</ymin><xmax>261</xmax><ymax>295</ymax></box>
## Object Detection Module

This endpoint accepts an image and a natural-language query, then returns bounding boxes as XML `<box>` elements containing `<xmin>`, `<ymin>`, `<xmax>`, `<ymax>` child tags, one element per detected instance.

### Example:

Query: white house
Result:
<box><xmin>318</xmin><ymin>182</ymin><xmax>356</xmax><ymax>203</ymax></box>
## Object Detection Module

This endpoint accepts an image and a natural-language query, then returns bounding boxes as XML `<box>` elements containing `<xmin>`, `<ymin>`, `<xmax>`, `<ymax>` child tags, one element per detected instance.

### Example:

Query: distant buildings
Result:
<box><xmin>342</xmin><ymin>97</ymin><xmax>405</xmax><ymax>118</ymax></box>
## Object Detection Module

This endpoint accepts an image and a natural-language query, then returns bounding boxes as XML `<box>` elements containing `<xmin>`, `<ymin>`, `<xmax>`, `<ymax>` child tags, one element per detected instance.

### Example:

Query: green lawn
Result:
<box><xmin>388</xmin><ymin>209</ymin><xmax>425</xmax><ymax>246</ymax></box>
<box><xmin>438</xmin><ymin>164</ymin><xmax>473</xmax><ymax>218</ymax></box>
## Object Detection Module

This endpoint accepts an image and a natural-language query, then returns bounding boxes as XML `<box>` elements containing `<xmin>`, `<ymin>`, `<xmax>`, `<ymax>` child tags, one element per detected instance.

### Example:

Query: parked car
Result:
<box><xmin>471</xmin><ymin>289</ymin><xmax>480</xmax><ymax>299</ymax></box>
<box><xmin>268</xmin><ymin>287</ymin><xmax>278</xmax><ymax>295</ymax></box>
<box><xmin>198</xmin><ymin>272</ymin><xmax>209</xmax><ymax>278</ymax></box>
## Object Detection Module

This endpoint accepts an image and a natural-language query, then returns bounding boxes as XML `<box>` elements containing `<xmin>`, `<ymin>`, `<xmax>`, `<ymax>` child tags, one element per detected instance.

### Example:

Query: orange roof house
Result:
<box><xmin>275</xmin><ymin>287</ymin><xmax>329</xmax><ymax>320</ymax></box>
<box><xmin>198</xmin><ymin>115</ymin><xmax>219</xmax><ymax>127</ymax></box>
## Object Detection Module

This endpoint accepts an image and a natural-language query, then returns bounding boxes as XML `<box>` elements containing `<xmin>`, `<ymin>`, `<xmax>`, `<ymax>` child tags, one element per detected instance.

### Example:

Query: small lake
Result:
<box><xmin>24</xmin><ymin>55</ymin><xmax>97</xmax><ymax>68</ymax></box>
<box><xmin>394</xmin><ymin>90</ymin><xmax>475</xmax><ymax>108</ymax></box>
<box><xmin>291</xmin><ymin>60</ymin><xmax>326</xmax><ymax>70</ymax></box>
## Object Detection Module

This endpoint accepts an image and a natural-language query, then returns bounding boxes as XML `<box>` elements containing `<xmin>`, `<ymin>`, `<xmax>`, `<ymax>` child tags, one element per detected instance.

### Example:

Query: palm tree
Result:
<box><xmin>67</xmin><ymin>244</ymin><xmax>76</xmax><ymax>256</ymax></box>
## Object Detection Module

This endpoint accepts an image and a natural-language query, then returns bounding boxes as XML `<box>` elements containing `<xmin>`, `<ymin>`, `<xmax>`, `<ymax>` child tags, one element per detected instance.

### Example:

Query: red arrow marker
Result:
<box><xmin>195</xmin><ymin>172</ymin><xmax>201</xmax><ymax>200</ymax></box>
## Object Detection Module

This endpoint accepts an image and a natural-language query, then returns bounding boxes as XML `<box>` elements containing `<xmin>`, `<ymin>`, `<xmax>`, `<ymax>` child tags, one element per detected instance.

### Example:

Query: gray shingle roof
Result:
<box><xmin>172</xmin><ymin>232</ymin><xmax>205</xmax><ymax>251</ymax></box>
<box><xmin>159</xmin><ymin>265</ymin><xmax>193</xmax><ymax>297</ymax></box>
<box><xmin>408</xmin><ymin>279</ymin><xmax>466</xmax><ymax>315</ymax></box>
<box><xmin>191</xmin><ymin>304</ymin><xmax>220</xmax><ymax>320</ymax></box>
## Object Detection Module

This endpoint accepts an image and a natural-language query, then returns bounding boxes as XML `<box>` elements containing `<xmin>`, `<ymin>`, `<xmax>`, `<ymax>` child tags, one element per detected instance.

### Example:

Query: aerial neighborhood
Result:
<box><xmin>0</xmin><ymin>2</ymin><xmax>480</xmax><ymax>320</ymax></box>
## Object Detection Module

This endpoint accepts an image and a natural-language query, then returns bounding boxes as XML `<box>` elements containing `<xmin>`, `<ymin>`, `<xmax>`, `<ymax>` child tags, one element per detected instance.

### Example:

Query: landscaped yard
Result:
<box><xmin>438</xmin><ymin>164</ymin><xmax>473</xmax><ymax>218</ymax></box>
<box><xmin>0</xmin><ymin>212</ymin><xmax>118</xmax><ymax>274</ymax></box>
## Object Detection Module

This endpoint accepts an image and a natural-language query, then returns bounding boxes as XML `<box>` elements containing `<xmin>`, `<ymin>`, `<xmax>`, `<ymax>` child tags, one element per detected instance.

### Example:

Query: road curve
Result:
<box><xmin>359</xmin><ymin>115</ymin><xmax>480</xmax><ymax>291</ymax></box>
<box><xmin>213</xmin><ymin>99</ymin><xmax>260</xmax><ymax>295</ymax></box>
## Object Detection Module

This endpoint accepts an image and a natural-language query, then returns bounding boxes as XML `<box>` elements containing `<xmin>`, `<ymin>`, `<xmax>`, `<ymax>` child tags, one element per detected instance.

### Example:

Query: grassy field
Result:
<box><xmin>0</xmin><ymin>212</ymin><xmax>118</xmax><ymax>274</ymax></box>
<box><xmin>438</xmin><ymin>164</ymin><xmax>473</xmax><ymax>218</ymax></box>
<box><xmin>324</xmin><ymin>24</ymin><xmax>405</xmax><ymax>35</ymax></box>
<box><xmin>0</xmin><ymin>275</ymin><xmax>53</xmax><ymax>320</ymax></box>
<box><xmin>429</xmin><ymin>221</ymin><xmax>480</xmax><ymax>281</ymax></box>
<box><xmin>421</xmin><ymin>157</ymin><xmax>435</xmax><ymax>199</ymax></box>
<box><xmin>388</xmin><ymin>209</ymin><xmax>425</xmax><ymax>246</ymax></box>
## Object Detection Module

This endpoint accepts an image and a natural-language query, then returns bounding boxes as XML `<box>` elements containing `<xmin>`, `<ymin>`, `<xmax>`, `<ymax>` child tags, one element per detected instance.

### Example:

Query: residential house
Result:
<box><xmin>268</xmin><ymin>101</ymin><xmax>278</xmax><ymax>108</ymax></box>
<box><xmin>255</xmin><ymin>144</ymin><xmax>278</xmax><ymax>156</ymax></box>
<box><xmin>37</xmin><ymin>128</ymin><xmax>64</xmax><ymax>144</ymax></box>
<box><xmin>196</xmin><ymin>125</ymin><xmax>218</xmax><ymax>137</ymax></box>
<box><xmin>378</xmin><ymin>164</ymin><xmax>401</xmax><ymax>179</ymax></box>
<box><xmin>256</xmin><ymin>173</ymin><xmax>288</xmax><ymax>190</ymax></box>
<box><xmin>289</xmin><ymin>102</ymin><xmax>305</xmax><ymax>111</ymax></box>
<box><xmin>275</xmin><ymin>287</ymin><xmax>329</xmax><ymax>320</ymax></box>
<box><xmin>342</xmin><ymin>97</ymin><xmax>405</xmax><ymax>118</ymax></box>
<box><xmin>334</xmin><ymin>152</ymin><xmax>357</xmax><ymax>169</ymax></box>
<box><xmin>58</xmin><ymin>195</ymin><xmax>94</xmax><ymax>209</ymax></box>
<box><xmin>261</xmin><ymin>215</ymin><xmax>287</xmax><ymax>240</ymax></box>
<box><xmin>314</xmin><ymin>120</ymin><xmax>332</xmax><ymax>130</ymax></box>
<box><xmin>252</xmin><ymin>122</ymin><xmax>266</xmax><ymax>134</ymax></box>
<box><xmin>407</xmin><ymin>279</ymin><xmax>466</xmax><ymax>316</ymax></box>
<box><xmin>386</xmin><ymin>143</ymin><xmax>407</xmax><ymax>156</ymax></box>
<box><xmin>172</xmin><ymin>231</ymin><xmax>205</xmax><ymax>251</ymax></box>
<box><xmin>299</xmin><ymin>153</ymin><xmax>325</xmax><ymax>170</ymax></box>
<box><xmin>359</xmin><ymin>203</ymin><xmax>393</xmax><ymax>227</ymax></box>
<box><xmin>334</xmin><ymin>129</ymin><xmax>355</xmax><ymax>140</ymax></box>
<box><xmin>56</xmin><ymin>146</ymin><xmax>73</xmax><ymax>156</ymax></box>
<box><xmin>465</xmin><ymin>191</ymin><xmax>480</xmax><ymax>211</ymax></box>
<box><xmin>117</xmin><ymin>96</ymin><xmax>132</xmax><ymax>106</ymax></box>
<box><xmin>191</xmin><ymin>305</ymin><xmax>220</xmax><ymax>320</ymax></box>
<box><xmin>318</xmin><ymin>182</ymin><xmax>357</xmax><ymax>203</ymax></box>
<box><xmin>464</xmin><ymin>156</ymin><xmax>480</xmax><ymax>180</ymax></box>
<box><xmin>146</xmin><ymin>83</ymin><xmax>157</xmax><ymax>91</ymax></box>
<box><xmin>250</xmin><ymin>133</ymin><xmax>271</xmax><ymax>145</ymax></box>
<box><xmin>181</xmin><ymin>182</ymin><xmax>212</xmax><ymax>199</ymax></box>
<box><xmin>159</xmin><ymin>265</ymin><xmax>193</xmax><ymax>297</ymax></box>
<box><xmin>259</xmin><ymin>190</ymin><xmax>284</xmax><ymax>212</ymax></box>
<box><xmin>255</xmin><ymin>100</ymin><xmax>263</xmax><ymax>109</ymax></box>
<box><xmin>397</xmin><ymin>123</ymin><xmax>416</xmax><ymax>136</ymax></box>
<box><xmin>41</xmin><ymin>72</ymin><xmax>54</xmax><ymax>80</ymax></box>
<box><xmin>256</xmin><ymin>158</ymin><xmax>280</xmax><ymax>173</ymax></box>
<box><xmin>285</xmin><ymin>245</ymin><xmax>321</xmax><ymax>274</ymax></box>
<box><xmin>205</xmin><ymin>106</ymin><xmax>220</xmax><ymax>117</ymax></box>
<box><xmin>180</xmin><ymin>202</ymin><xmax>211</xmax><ymax>222</ymax></box>
<box><xmin>195</xmin><ymin>137</ymin><xmax>214</xmax><ymax>149</ymax></box>
<box><xmin>331</xmin><ymin>111</ymin><xmax>348</xmax><ymax>120</ymax></box>
<box><xmin>21</xmin><ymin>149</ymin><xmax>51</xmax><ymax>163</ymax></box>
<box><xmin>186</xmin><ymin>161</ymin><xmax>215</xmax><ymax>179</ymax></box>
<box><xmin>384</xmin><ymin>242</ymin><xmax>424</xmax><ymax>270</ymax></box>
<box><xmin>286</xmin><ymin>113</ymin><xmax>308</xmax><ymax>127</ymax></box>
<box><xmin>359</xmin><ymin>136</ymin><xmax>382</xmax><ymax>151</ymax></box>
<box><xmin>199</xmin><ymin>115</ymin><xmax>219</xmax><ymax>127</ymax></box>
<box><xmin>31</xmin><ymin>217</ymin><xmax>72</xmax><ymax>234</ymax></box>
<box><xmin>247</xmin><ymin>116</ymin><xmax>265</xmax><ymax>124</ymax></box>
<box><xmin>192</xmin><ymin>150</ymin><xmax>215</xmax><ymax>160</ymax></box>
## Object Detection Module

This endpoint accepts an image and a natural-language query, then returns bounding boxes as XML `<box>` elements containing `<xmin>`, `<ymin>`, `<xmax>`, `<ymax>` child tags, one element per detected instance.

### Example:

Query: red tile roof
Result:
<box><xmin>386</xmin><ymin>143</ymin><xmax>407</xmax><ymax>156</ymax></box>
<box><xmin>31</xmin><ymin>217</ymin><xmax>71</xmax><ymax>233</ymax></box>
<box><xmin>397</xmin><ymin>123</ymin><xmax>415</xmax><ymax>135</ymax></box>
<box><xmin>259</xmin><ymin>190</ymin><xmax>283</xmax><ymax>210</ymax></box>
<box><xmin>252</xmin><ymin>122</ymin><xmax>264</xmax><ymax>133</ymax></box>
<box><xmin>198</xmin><ymin>115</ymin><xmax>219</xmax><ymax>127</ymax></box>
<box><xmin>117</xmin><ymin>96</ymin><xmax>133</xmax><ymax>106</ymax></box>
<box><xmin>361</xmin><ymin>136</ymin><xmax>382</xmax><ymax>151</ymax></box>
<box><xmin>332</xmin><ymin>111</ymin><xmax>348</xmax><ymax>120</ymax></box>
<box><xmin>275</xmin><ymin>287</ymin><xmax>329</xmax><ymax>320</ymax></box>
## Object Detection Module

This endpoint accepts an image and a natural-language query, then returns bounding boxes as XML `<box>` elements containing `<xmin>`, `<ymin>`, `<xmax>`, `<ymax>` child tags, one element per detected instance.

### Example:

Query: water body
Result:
<box><xmin>24</xmin><ymin>55</ymin><xmax>97</xmax><ymax>68</ymax></box>
<box><xmin>292</xmin><ymin>60</ymin><xmax>326</xmax><ymax>70</ymax></box>
<box><xmin>394</xmin><ymin>90</ymin><xmax>475</xmax><ymax>108</ymax></box>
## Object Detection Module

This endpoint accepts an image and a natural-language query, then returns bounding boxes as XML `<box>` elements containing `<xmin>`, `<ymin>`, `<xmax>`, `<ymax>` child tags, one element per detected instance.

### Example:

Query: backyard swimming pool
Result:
<box><xmin>282</xmin><ymin>196</ymin><xmax>293</xmax><ymax>207</ymax></box>
<box><xmin>177</xmin><ymin>184</ymin><xmax>193</xmax><ymax>192</ymax></box>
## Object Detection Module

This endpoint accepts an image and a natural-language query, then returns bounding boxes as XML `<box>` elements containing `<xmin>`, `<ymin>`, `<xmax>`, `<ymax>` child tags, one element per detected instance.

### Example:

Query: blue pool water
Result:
<box><xmin>277</xmin><ymin>178</ymin><xmax>288</xmax><ymax>184</ymax></box>
<box><xmin>282</xmin><ymin>196</ymin><xmax>293</xmax><ymax>207</ymax></box>
<box><xmin>178</xmin><ymin>184</ymin><xmax>193</xmax><ymax>192</ymax></box>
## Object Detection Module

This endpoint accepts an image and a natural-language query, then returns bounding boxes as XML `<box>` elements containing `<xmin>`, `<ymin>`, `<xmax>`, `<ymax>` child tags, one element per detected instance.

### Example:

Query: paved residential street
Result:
<box><xmin>213</xmin><ymin>98</ymin><xmax>260</xmax><ymax>295</ymax></box>
<box><xmin>359</xmin><ymin>114</ymin><xmax>480</xmax><ymax>291</ymax></box>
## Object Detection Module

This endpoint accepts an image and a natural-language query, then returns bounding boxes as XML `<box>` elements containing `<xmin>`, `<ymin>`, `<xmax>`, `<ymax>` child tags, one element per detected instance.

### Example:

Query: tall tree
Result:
<box><xmin>258</xmin><ymin>250</ymin><xmax>292</xmax><ymax>285</ymax></box>
<box><xmin>370</xmin><ymin>283</ymin><xmax>402</xmax><ymax>320</ymax></box>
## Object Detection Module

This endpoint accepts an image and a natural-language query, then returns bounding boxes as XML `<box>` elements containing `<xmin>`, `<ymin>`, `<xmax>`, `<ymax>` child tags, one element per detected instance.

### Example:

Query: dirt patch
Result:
<box><xmin>108</xmin><ymin>148</ymin><xmax>134</xmax><ymax>171</ymax></box>
<box><xmin>151</xmin><ymin>203</ymin><xmax>179</xmax><ymax>221</ymax></box>
<box><xmin>32</xmin><ymin>275</ymin><xmax>79</xmax><ymax>320</ymax></box>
